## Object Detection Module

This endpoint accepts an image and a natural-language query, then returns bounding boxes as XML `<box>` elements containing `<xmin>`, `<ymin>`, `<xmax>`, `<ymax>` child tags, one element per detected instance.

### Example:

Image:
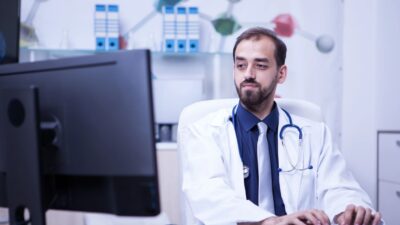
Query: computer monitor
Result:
<box><xmin>0</xmin><ymin>49</ymin><xmax>160</xmax><ymax>225</ymax></box>
<box><xmin>0</xmin><ymin>0</ymin><xmax>20</xmax><ymax>64</ymax></box>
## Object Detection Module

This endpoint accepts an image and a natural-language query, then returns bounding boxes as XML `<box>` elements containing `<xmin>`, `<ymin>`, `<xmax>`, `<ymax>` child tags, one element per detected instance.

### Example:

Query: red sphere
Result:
<box><xmin>272</xmin><ymin>14</ymin><xmax>296</xmax><ymax>37</ymax></box>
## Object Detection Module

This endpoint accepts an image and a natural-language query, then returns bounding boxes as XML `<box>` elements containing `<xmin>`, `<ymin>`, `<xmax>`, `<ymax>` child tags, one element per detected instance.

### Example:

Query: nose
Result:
<box><xmin>244</xmin><ymin>66</ymin><xmax>256</xmax><ymax>80</ymax></box>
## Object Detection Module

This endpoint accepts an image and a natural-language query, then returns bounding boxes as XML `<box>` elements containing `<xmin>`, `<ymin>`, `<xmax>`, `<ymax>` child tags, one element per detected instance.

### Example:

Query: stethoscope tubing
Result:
<box><xmin>231</xmin><ymin>103</ymin><xmax>312</xmax><ymax>177</ymax></box>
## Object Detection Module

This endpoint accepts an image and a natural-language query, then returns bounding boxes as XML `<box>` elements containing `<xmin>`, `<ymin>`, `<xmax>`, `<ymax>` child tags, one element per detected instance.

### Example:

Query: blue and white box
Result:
<box><xmin>162</xmin><ymin>6</ymin><xmax>175</xmax><ymax>53</ymax></box>
<box><xmin>107</xmin><ymin>5</ymin><xmax>119</xmax><ymax>51</ymax></box>
<box><xmin>187</xmin><ymin>7</ymin><xmax>199</xmax><ymax>52</ymax></box>
<box><xmin>94</xmin><ymin>4</ymin><xmax>107</xmax><ymax>51</ymax></box>
<box><xmin>176</xmin><ymin>7</ymin><xmax>187</xmax><ymax>53</ymax></box>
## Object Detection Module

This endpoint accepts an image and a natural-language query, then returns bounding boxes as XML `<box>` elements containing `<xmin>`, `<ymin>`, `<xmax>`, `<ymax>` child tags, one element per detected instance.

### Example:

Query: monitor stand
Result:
<box><xmin>1</xmin><ymin>86</ymin><xmax>46</xmax><ymax>225</ymax></box>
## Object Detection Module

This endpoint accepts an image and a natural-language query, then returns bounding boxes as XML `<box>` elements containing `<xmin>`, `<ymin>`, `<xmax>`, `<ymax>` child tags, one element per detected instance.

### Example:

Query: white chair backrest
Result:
<box><xmin>178</xmin><ymin>98</ymin><xmax>238</xmax><ymax>128</ymax></box>
<box><xmin>178</xmin><ymin>98</ymin><xmax>323</xmax><ymax>128</ymax></box>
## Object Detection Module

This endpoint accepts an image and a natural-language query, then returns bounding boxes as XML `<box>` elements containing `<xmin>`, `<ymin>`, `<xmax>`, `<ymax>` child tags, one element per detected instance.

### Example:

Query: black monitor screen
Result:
<box><xmin>0</xmin><ymin>50</ymin><xmax>160</xmax><ymax>224</ymax></box>
<box><xmin>0</xmin><ymin>0</ymin><xmax>20</xmax><ymax>64</ymax></box>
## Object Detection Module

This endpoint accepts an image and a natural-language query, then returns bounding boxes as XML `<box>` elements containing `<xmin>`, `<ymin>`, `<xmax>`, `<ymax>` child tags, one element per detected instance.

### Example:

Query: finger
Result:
<box><xmin>305</xmin><ymin>220</ymin><xmax>313</xmax><ymax>225</ymax></box>
<box><xmin>292</xmin><ymin>218</ymin><xmax>308</xmax><ymax>225</ymax></box>
<box><xmin>372</xmin><ymin>212</ymin><xmax>382</xmax><ymax>225</ymax></box>
<box><xmin>277</xmin><ymin>217</ymin><xmax>307</xmax><ymax>225</ymax></box>
<box><xmin>335</xmin><ymin>212</ymin><xmax>345</xmax><ymax>225</ymax></box>
<box><xmin>304</xmin><ymin>211</ymin><xmax>321</xmax><ymax>225</ymax></box>
<box><xmin>311</xmin><ymin>209</ymin><xmax>330</xmax><ymax>225</ymax></box>
<box><xmin>362</xmin><ymin>208</ymin><xmax>372</xmax><ymax>225</ymax></box>
<box><xmin>344</xmin><ymin>204</ymin><xmax>356</xmax><ymax>225</ymax></box>
<box><xmin>354</xmin><ymin>206</ymin><xmax>366</xmax><ymax>225</ymax></box>
<box><xmin>298</xmin><ymin>212</ymin><xmax>319</xmax><ymax>225</ymax></box>
<box><xmin>319</xmin><ymin>210</ymin><xmax>330</xmax><ymax>225</ymax></box>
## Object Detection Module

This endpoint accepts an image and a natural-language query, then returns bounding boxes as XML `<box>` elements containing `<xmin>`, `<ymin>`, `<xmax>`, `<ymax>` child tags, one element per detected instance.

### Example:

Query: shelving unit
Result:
<box><xmin>20</xmin><ymin>47</ymin><xmax>235</xmax><ymax>99</ymax></box>
<box><xmin>20</xmin><ymin>47</ymin><xmax>235</xmax><ymax>127</ymax></box>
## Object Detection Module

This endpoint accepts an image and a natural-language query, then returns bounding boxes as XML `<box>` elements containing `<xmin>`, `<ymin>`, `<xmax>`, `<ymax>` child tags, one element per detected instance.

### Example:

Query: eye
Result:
<box><xmin>236</xmin><ymin>62</ymin><xmax>247</xmax><ymax>70</ymax></box>
<box><xmin>256</xmin><ymin>64</ymin><xmax>268</xmax><ymax>70</ymax></box>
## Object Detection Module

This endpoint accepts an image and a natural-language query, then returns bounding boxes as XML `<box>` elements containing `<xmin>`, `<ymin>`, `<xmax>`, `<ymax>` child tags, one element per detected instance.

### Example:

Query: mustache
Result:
<box><xmin>240</xmin><ymin>79</ymin><xmax>260</xmax><ymax>87</ymax></box>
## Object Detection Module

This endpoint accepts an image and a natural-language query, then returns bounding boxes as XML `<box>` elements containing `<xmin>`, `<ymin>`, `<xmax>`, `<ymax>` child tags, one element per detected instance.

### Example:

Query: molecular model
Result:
<box><xmin>124</xmin><ymin>0</ymin><xmax>335</xmax><ymax>53</ymax></box>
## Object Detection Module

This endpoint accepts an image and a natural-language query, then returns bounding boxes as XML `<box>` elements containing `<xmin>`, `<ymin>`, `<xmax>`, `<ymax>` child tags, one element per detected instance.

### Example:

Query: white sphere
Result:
<box><xmin>316</xmin><ymin>35</ymin><xmax>334</xmax><ymax>53</ymax></box>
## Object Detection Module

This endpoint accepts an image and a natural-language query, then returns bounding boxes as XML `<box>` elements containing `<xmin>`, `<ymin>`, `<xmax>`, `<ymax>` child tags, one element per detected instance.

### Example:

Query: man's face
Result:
<box><xmin>233</xmin><ymin>36</ymin><xmax>286</xmax><ymax>110</ymax></box>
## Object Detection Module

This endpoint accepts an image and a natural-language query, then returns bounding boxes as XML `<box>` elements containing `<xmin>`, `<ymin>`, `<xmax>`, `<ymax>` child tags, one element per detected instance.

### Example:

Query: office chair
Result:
<box><xmin>178</xmin><ymin>98</ymin><xmax>323</xmax><ymax>129</ymax></box>
<box><xmin>177</xmin><ymin>97</ymin><xmax>323</xmax><ymax>224</ymax></box>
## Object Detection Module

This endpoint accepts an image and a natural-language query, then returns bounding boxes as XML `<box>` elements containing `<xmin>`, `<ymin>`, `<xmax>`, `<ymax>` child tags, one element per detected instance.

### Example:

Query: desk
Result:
<box><xmin>0</xmin><ymin>143</ymin><xmax>181</xmax><ymax>225</ymax></box>
<box><xmin>156</xmin><ymin>142</ymin><xmax>181</xmax><ymax>224</ymax></box>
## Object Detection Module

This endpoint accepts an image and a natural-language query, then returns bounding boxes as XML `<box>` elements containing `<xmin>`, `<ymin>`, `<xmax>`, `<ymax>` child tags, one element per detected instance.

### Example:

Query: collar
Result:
<box><xmin>237</xmin><ymin>102</ymin><xmax>279</xmax><ymax>132</ymax></box>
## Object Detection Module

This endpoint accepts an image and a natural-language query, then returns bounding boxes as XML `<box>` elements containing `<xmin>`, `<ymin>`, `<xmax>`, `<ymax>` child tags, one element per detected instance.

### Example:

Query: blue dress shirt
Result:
<box><xmin>232</xmin><ymin>102</ymin><xmax>287</xmax><ymax>216</ymax></box>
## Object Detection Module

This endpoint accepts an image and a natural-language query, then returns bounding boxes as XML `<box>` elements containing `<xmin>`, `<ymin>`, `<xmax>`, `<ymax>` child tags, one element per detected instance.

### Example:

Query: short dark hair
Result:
<box><xmin>233</xmin><ymin>27</ymin><xmax>287</xmax><ymax>67</ymax></box>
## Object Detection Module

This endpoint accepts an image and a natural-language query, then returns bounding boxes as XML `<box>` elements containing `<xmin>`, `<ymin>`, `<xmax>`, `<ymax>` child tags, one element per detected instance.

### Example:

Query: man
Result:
<box><xmin>178</xmin><ymin>27</ymin><xmax>382</xmax><ymax>225</ymax></box>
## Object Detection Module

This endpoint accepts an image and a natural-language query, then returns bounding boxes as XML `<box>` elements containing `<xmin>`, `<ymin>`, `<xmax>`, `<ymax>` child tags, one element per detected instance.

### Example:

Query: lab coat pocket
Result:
<box><xmin>279</xmin><ymin>169</ymin><xmax>316</xmax><ymax>212</ymax></box>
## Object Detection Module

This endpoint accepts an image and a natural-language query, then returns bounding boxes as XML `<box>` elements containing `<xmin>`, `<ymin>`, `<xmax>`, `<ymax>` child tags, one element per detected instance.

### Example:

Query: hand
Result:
<box><xmin>335</xmin><ymin>204</ymin><xmax>382</xmax><ymax>225</ymax></box>
<box><xmin>260</xmin><ymin>209</ymin><xmax>330</xmax><ymax>225</ymax></box>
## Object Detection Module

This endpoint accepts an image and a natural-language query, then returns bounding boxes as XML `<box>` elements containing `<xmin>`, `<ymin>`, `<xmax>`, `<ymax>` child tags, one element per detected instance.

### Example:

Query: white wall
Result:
<box><xmin>342</xmin><ymin>0</ymin><xmax>377</xmax><ymax>206</ymax></box>
<box><xmin>342</xmin><ymin>0</ymin><xmax>400</xmax><ymax>207</ymax></box>
<box><xmin>375</xmin><ymin>0</ymin><xmax>400</xmax><ymax>130</ymax></box>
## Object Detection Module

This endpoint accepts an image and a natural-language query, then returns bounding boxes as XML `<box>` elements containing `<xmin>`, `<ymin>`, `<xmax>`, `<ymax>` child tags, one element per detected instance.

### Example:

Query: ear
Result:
<box><xmin>277</xmin><ymin>65</ymin><xmax>287</xmax><ymax>84</ymax></box>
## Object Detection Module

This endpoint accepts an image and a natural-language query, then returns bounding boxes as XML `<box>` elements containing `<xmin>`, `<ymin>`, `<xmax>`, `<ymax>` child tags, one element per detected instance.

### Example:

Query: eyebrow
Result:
<box><xmin>254</xmin><ymin>58</ymin><xmax>269</xmax><ymax>63</ymax></box>
<box><xmin>234</xmin><ymin>56</ymin><xmax>270</xmax><ymax>63</ymax></box>
<box><xmin>235</xmin><ymin>56</ymin><xmax>246</xmax><ymax>61</ymax></box>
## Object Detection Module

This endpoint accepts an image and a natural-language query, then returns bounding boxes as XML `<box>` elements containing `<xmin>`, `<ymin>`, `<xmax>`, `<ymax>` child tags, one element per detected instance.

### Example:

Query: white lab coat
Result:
<box><xmin>178</xmin><ymin>105</ymin><xmax>374</xmax><ymax>225</ymax></box>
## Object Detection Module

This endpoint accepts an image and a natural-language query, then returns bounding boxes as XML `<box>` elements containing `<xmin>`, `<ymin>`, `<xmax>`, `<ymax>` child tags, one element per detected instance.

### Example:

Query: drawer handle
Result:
<box><xmin>397</xmin><ymin>140</ymin><xmax>400</xmax><ymax>147</ymax></box>
<box><xmin>397</xmin><ymin>191</ymin><xmax>400</xmax><ymax>198</ymax></box>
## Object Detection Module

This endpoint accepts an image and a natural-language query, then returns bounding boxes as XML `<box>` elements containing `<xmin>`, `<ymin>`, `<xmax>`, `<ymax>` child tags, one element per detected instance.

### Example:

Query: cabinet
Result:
<box><xmin>378</xmin><ymin>131</ymin><xmax>400</xmax><ymax>225</ymax></box>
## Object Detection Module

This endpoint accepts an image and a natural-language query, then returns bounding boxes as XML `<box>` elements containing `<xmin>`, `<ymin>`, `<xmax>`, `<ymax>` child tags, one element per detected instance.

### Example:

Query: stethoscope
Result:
<box><xmin>231</xmin><ymin>104</ymin><xmax>313</xmax><ymax>179</ymax></box>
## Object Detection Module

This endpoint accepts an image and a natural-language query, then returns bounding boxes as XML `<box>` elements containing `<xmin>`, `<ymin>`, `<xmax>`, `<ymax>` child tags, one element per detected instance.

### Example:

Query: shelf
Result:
<box><xmin>22</xmin><ymin>47</ymin><xmax>96</xmax><ymax>56</ymax></box>
<box><xmin>20</xmin><ymin>47</ymin><xmax>231</xmax><ymax>61</ymax></box>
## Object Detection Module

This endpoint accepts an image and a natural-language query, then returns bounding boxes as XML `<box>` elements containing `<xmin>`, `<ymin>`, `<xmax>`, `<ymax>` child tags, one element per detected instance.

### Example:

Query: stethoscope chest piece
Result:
<box><xmin>243</xmin><ymin>165</ymin><xmax>249</xmax><ymax>179</ymax></box>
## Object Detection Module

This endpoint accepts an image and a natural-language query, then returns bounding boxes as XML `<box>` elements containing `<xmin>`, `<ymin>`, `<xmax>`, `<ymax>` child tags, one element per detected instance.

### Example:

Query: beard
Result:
<box><xmin>235</xmin><ymin>76</ymin><xmax>278</xmax><ymax>111</ymax></box>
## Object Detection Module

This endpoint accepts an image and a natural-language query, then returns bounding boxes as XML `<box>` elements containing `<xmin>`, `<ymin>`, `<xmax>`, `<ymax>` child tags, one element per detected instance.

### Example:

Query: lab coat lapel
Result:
<box><xmin>226</xmin><ymin>118</ymin><xmax>247</xmax><ymax>198</ymax></box>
